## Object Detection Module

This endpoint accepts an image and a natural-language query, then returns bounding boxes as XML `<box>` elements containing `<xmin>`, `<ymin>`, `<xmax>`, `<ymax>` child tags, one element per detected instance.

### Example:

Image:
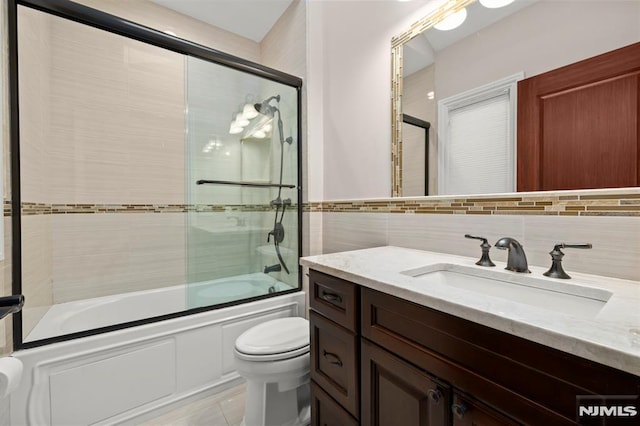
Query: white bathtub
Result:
<box><xmin>25</xmin><ymin>273</ymin><xmax>291</xmax><ymax>342</ymax></box>
<box><xmin>11</xmin><ymin>278</ymin><xmax>305</xmax><ymax>426</ymax></box>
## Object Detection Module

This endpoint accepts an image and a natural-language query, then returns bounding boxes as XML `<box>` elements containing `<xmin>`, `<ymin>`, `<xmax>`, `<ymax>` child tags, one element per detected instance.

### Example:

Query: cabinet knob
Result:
<box><xmin>452</xmin><ymin>403</ymin><xmax>468</xmax><ymax>419</ymax></box>
<box><xmin>427</xmin><ymin>388</ymin><xmax>442</xmax><ymax>403</ymax></box>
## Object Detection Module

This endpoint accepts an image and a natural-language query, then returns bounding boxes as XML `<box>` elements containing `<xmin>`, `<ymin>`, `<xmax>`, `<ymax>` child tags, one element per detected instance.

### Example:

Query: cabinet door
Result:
<box><xmin>311</xmin><ymin>381</ymin><xmax>358</xmax><ymax>426</ymax></box>
<box><xmin>362</xmin><ymin>340</ymin><xmax>450</xmax><ymax>426</ymax></box>
<box><xmin>452</xmin><ymin>392</ymin><xmax>521</xmax><ymax>426</ymax></box>
<box><xmin>310</xmin><ymin>311</ymin><xmax>359</xmax><ymax>418</ymax></box>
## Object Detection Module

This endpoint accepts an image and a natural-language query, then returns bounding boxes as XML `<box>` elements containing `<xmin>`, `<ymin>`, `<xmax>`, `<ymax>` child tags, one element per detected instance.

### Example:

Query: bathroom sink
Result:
<box><xmin>402</xmin><ymin>264</ymin><xmax>612</xmax><ymax>318</ymax></box>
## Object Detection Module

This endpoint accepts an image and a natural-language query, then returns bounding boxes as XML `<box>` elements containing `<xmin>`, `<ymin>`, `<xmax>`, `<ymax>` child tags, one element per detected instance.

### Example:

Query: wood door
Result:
<box><xmin>517</xmin><ymin>42</ymin><xmax>640</xmax><ymax>191</ymax></box>
<box><xmin>362</xmin><ymin>339</ymin><xmax>450</xmax><ymax>426</ymax></box>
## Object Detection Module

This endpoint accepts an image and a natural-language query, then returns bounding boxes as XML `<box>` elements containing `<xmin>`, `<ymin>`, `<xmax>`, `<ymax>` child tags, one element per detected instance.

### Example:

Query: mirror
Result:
<box><xmin>392</xmin><ymin>0</ymin><xmax>640</xmax><ymax>197</ymax></box>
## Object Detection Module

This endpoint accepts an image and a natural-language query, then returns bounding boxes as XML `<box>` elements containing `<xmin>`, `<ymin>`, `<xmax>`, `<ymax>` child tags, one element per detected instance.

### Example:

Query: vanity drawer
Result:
<box><xmin>311</xmin><ymin>381</ymin><xmax>358</xmax><ymax>426</ymax></box>
<box><xmin>310</xmin><ymin>310</ymin><xmax>359</xmax><ymax>419</ymax></box>
<box><xmin>452</xmin><ymin>391</ymin><xmax>521</xmax><ymax>426</ymax></box>
<box><xmin>309</xmin><ymin>269</ymin><xmax>358</xmax><ymax>332</ymax></box>
<box><xmin>361</xmin><ymin>287</ymin><xmax>640</xmax><ymax>424</ymax></box>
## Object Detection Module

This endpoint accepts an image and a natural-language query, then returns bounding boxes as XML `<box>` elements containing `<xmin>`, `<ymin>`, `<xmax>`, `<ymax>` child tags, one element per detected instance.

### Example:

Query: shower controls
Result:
<box><xmin>270</xmin><ymin>197</ymin><xmax>292</xmax><ymax>208</ymax></box>
<box><xmin>543</xmin><ymin>243</ymin><xmax>592</xmax><ymax>279</ymax></box>
<box><xmin>268</xmin><ymin>223</ymin><xmax>285</xmax><ymax>244</ymax></box>
<box><xmin>257</xmin><ymin>94</ymin><xmax>293</xmax><ymax>275</ymax></box>
<box><xmin>464</xmin><ymin>234</ymin><xmax>496</xmax><ymax>267</ymax></box>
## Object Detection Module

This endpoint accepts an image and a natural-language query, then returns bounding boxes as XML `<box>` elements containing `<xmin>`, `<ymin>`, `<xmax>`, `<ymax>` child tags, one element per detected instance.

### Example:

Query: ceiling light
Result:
<box><xmin>434</xmin><ymin>8</ymin><xmax>467</xmax><ymax>31</ymax></box>
<box><xmin>427</xmin><ymin>91</ymin><xmax>435</xmax><ymax>100</ymax></box>
<box><xmin>479</xmin><ymin>0</ymin><xmax>515</xmax><ymax>8</ymax></box>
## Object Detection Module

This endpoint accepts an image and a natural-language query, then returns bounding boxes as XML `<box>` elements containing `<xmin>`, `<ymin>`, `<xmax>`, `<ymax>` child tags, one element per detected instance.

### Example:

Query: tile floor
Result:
<box><xmin>136</xmin><ymin>383</ymin><xmax>246</xmax><ymax>426</ymax></box>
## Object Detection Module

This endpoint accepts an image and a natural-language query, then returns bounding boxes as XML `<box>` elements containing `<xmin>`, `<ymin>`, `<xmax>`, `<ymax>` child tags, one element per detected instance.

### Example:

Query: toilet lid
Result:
<box><xmin>235</xmin><ymin>317</ymin><xmax>309</xmax><ymax>359</ymax></box>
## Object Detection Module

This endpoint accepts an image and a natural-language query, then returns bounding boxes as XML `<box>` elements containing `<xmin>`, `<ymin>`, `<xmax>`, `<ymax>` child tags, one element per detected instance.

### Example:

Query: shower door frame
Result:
<box><xmin>8</xmin><ymin>0</ymin><xmax>304</xmax><ymax>349</ymax></box>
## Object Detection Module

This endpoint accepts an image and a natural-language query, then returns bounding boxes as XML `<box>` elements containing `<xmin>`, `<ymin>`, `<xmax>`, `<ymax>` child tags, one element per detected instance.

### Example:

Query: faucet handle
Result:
<box><xmin>464</xmin><ymin>234</ymin><xmax>496</xmax><ymax>267</ymax></box>
<box><xmin>543</xmin><ymin>242</ymin><xmax>592</xmax><ymax>279</ymax></box>
<box><xmin>552</xmin><ymin>243</ymin><xmax>593</xmax><ymax>251</ymax></box>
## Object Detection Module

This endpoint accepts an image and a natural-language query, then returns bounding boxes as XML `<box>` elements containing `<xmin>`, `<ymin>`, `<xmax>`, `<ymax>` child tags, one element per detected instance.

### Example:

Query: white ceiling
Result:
<box><xmin>150</xmin><ymin>0</ymin><xmax>295</xmax><ymax>42</ymax></box>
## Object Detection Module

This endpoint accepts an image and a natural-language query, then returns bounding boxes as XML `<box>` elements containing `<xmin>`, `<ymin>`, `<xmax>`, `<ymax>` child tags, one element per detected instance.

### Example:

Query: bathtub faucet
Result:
<box><xmin>264</xmin><ymin>264</ymin><xmax>282</xmax><ymax>274</ymax></box>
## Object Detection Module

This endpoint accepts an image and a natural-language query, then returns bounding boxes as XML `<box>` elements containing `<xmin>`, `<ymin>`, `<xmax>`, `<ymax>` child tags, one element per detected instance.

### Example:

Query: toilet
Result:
<box><xmin>234</xmin><ymin>317</ymin><xmax>311</xmax><ymax>426</ymax></box>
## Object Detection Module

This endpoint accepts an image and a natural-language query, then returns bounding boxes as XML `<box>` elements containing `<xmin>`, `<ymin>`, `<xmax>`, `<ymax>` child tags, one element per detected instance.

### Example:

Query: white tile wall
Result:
<box><xmin>20</xmin><ymin>215</ymin><xmax>53</xmax><ymax>336</ymax></box>
<box><xmin>52</xmin><ymin>213</ymin><xmax>187</xmax><ymax>303</ymax></box>
<box><xmin>522</xmin><ymin>216</ymin><xmax>640</xmax><ymax>282</ymax></box>
<box><xmin>37</xmin><ymin>9</ymin><xmax>185</xmax><ymax>205</ymax></box>
<box><xmin>388</xmin><ymin>213</ymin><xmax>525</xmax><ymax>262</ymax></box>
<box><xmin>261</xmin><ymin>0</ymin><xmax>306</xmax><ymax>78</ymax></box>
<box><xmin>322</xmin><ymin>212</ymin><xmax>389</xmax><ymax>254</ymax></box>
<box><xmin>1</xmin><ymin>218</ymin><xmax>11</xmax><ymax>355</ymax></box>
<box><xmin>320</xmin><ymin>212</ymin><xmax>640</xmax><ymax>282</ymax></box>
<box><xmin>74</xmin><ymin>0</ymin><xmax>261</xmax><ymax>63</ymax></box>
<box><xmin>17</xmin><ymin>7</ymin><xmax>51</xmax><ymax>204</ymax></box>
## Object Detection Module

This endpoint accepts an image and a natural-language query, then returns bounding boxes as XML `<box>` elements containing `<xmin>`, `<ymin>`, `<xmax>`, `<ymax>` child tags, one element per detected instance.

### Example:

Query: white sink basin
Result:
<box><xmin>402</xmin><ymin>264</ymin><xmax>612</xmax><ymax>318</ymax></box>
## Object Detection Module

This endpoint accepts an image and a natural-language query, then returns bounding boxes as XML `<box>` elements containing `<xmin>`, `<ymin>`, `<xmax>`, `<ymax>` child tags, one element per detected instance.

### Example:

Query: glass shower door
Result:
<box><xmin>185</xmin><ymin>56</ymin><xmax>299</xmax><ymax>309</ymax></box>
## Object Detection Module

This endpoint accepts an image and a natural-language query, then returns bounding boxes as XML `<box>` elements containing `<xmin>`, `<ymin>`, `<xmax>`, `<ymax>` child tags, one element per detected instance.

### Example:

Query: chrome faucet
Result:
<box><xmin>495</xmin><ymin>237</ymin><xmax>530</xmax><ymax>273</ymax></box>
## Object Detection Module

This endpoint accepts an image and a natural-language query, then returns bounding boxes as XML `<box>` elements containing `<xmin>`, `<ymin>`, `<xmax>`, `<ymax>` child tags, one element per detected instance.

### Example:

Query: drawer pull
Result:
<box><xmin>320</xmin><ymin>291</ymin><xmax>343</xmax><ymax>304</ymax></box>
<box><xmin>452</xmin><ymin>403</ymin><xmax>468</xmax><ymax>419</ymax></box>
<box><xmin>427</xmin><ymin>388</ymin><xmax>442</xmax><ymax>404</ymax></box>
<box><xmin>322</xmin><ymin>350</ymin><xmax>343</xmax><ymax>367</ymax></box>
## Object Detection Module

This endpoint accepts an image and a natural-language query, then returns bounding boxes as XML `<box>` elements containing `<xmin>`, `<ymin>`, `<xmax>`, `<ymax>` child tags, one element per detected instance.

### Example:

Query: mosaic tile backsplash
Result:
<box><xmin>306</xmin><ymin>192</ymin><xmax>640</xmax><ymax>217</ymax></box>
<box><xmin>15</xmin><ymin>202</ymin><xmax>279</xmax><ymax>215</ymax></box>
<box><xmin>8</xmin><ymin>191</ymin><xmax>640</xmax><ymax>217</ymax></box>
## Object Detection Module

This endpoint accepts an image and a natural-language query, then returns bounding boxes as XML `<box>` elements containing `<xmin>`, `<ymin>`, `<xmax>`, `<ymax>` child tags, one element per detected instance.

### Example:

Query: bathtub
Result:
<box><xmin>11</xmin><ymin>277</ymin><xmax>305</xmax><ymax>426</ymax></box>
<box><xmin>25</xmin><ymin>273</ymin><xmax>292</xmax><ymax>342</ymax></box>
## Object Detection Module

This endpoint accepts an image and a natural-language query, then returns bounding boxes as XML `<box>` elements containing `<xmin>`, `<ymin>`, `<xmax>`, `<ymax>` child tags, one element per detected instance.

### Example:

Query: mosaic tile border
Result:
<box><xmin>7</xmin><ymin>193</ymin><xmax>640</xmax><ymax>217</ymax></box>
<box><xmin>391</xmin><ymin>0</ymin><xmax>476</xmax><ymax>197</ymax></box>
<box><xmin>305</xmin><ymin>193</ymin><xmax>640</xmax><ymax>217</ymax></box>
<box><xmin>17</xmin><ymin>202</ymin><xmax>288</xmax><ymax>216</ymax></box>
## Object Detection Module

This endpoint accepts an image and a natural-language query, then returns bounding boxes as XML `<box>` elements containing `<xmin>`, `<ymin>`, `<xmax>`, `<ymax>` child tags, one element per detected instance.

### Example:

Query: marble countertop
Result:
<box><xmin>300</xmin><ymin>246</ymin><xmax>640</xmax><ymax>376</ymax></box>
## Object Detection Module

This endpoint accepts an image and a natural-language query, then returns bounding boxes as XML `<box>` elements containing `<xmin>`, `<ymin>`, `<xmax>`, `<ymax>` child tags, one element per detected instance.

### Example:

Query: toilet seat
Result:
<box><xmin>235</xmin><ymin>317</ymin><xmax>310</xmax><ymax>362</ymax></box>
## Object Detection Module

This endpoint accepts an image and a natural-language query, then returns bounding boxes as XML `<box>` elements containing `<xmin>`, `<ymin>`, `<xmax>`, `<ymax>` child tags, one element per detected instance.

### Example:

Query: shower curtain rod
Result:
<box><xmin>196</xmin><ymin>179</ymin><xmax>296</xmax><ymax>189</ymax></box>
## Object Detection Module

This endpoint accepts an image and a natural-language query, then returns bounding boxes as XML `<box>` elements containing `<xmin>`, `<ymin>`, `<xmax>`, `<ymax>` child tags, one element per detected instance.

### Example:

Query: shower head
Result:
<box><xmin>255</xmin><ymin>95</ymin><xmax>281</xmax><ymax>116</ymax></box>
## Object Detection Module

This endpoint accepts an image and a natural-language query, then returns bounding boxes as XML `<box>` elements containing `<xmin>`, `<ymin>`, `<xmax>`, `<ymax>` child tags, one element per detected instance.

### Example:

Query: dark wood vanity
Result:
<box><xmin>308</xmin><ymin>269</ymin><xmax>640</xmax><ymax>425</ymax></box>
